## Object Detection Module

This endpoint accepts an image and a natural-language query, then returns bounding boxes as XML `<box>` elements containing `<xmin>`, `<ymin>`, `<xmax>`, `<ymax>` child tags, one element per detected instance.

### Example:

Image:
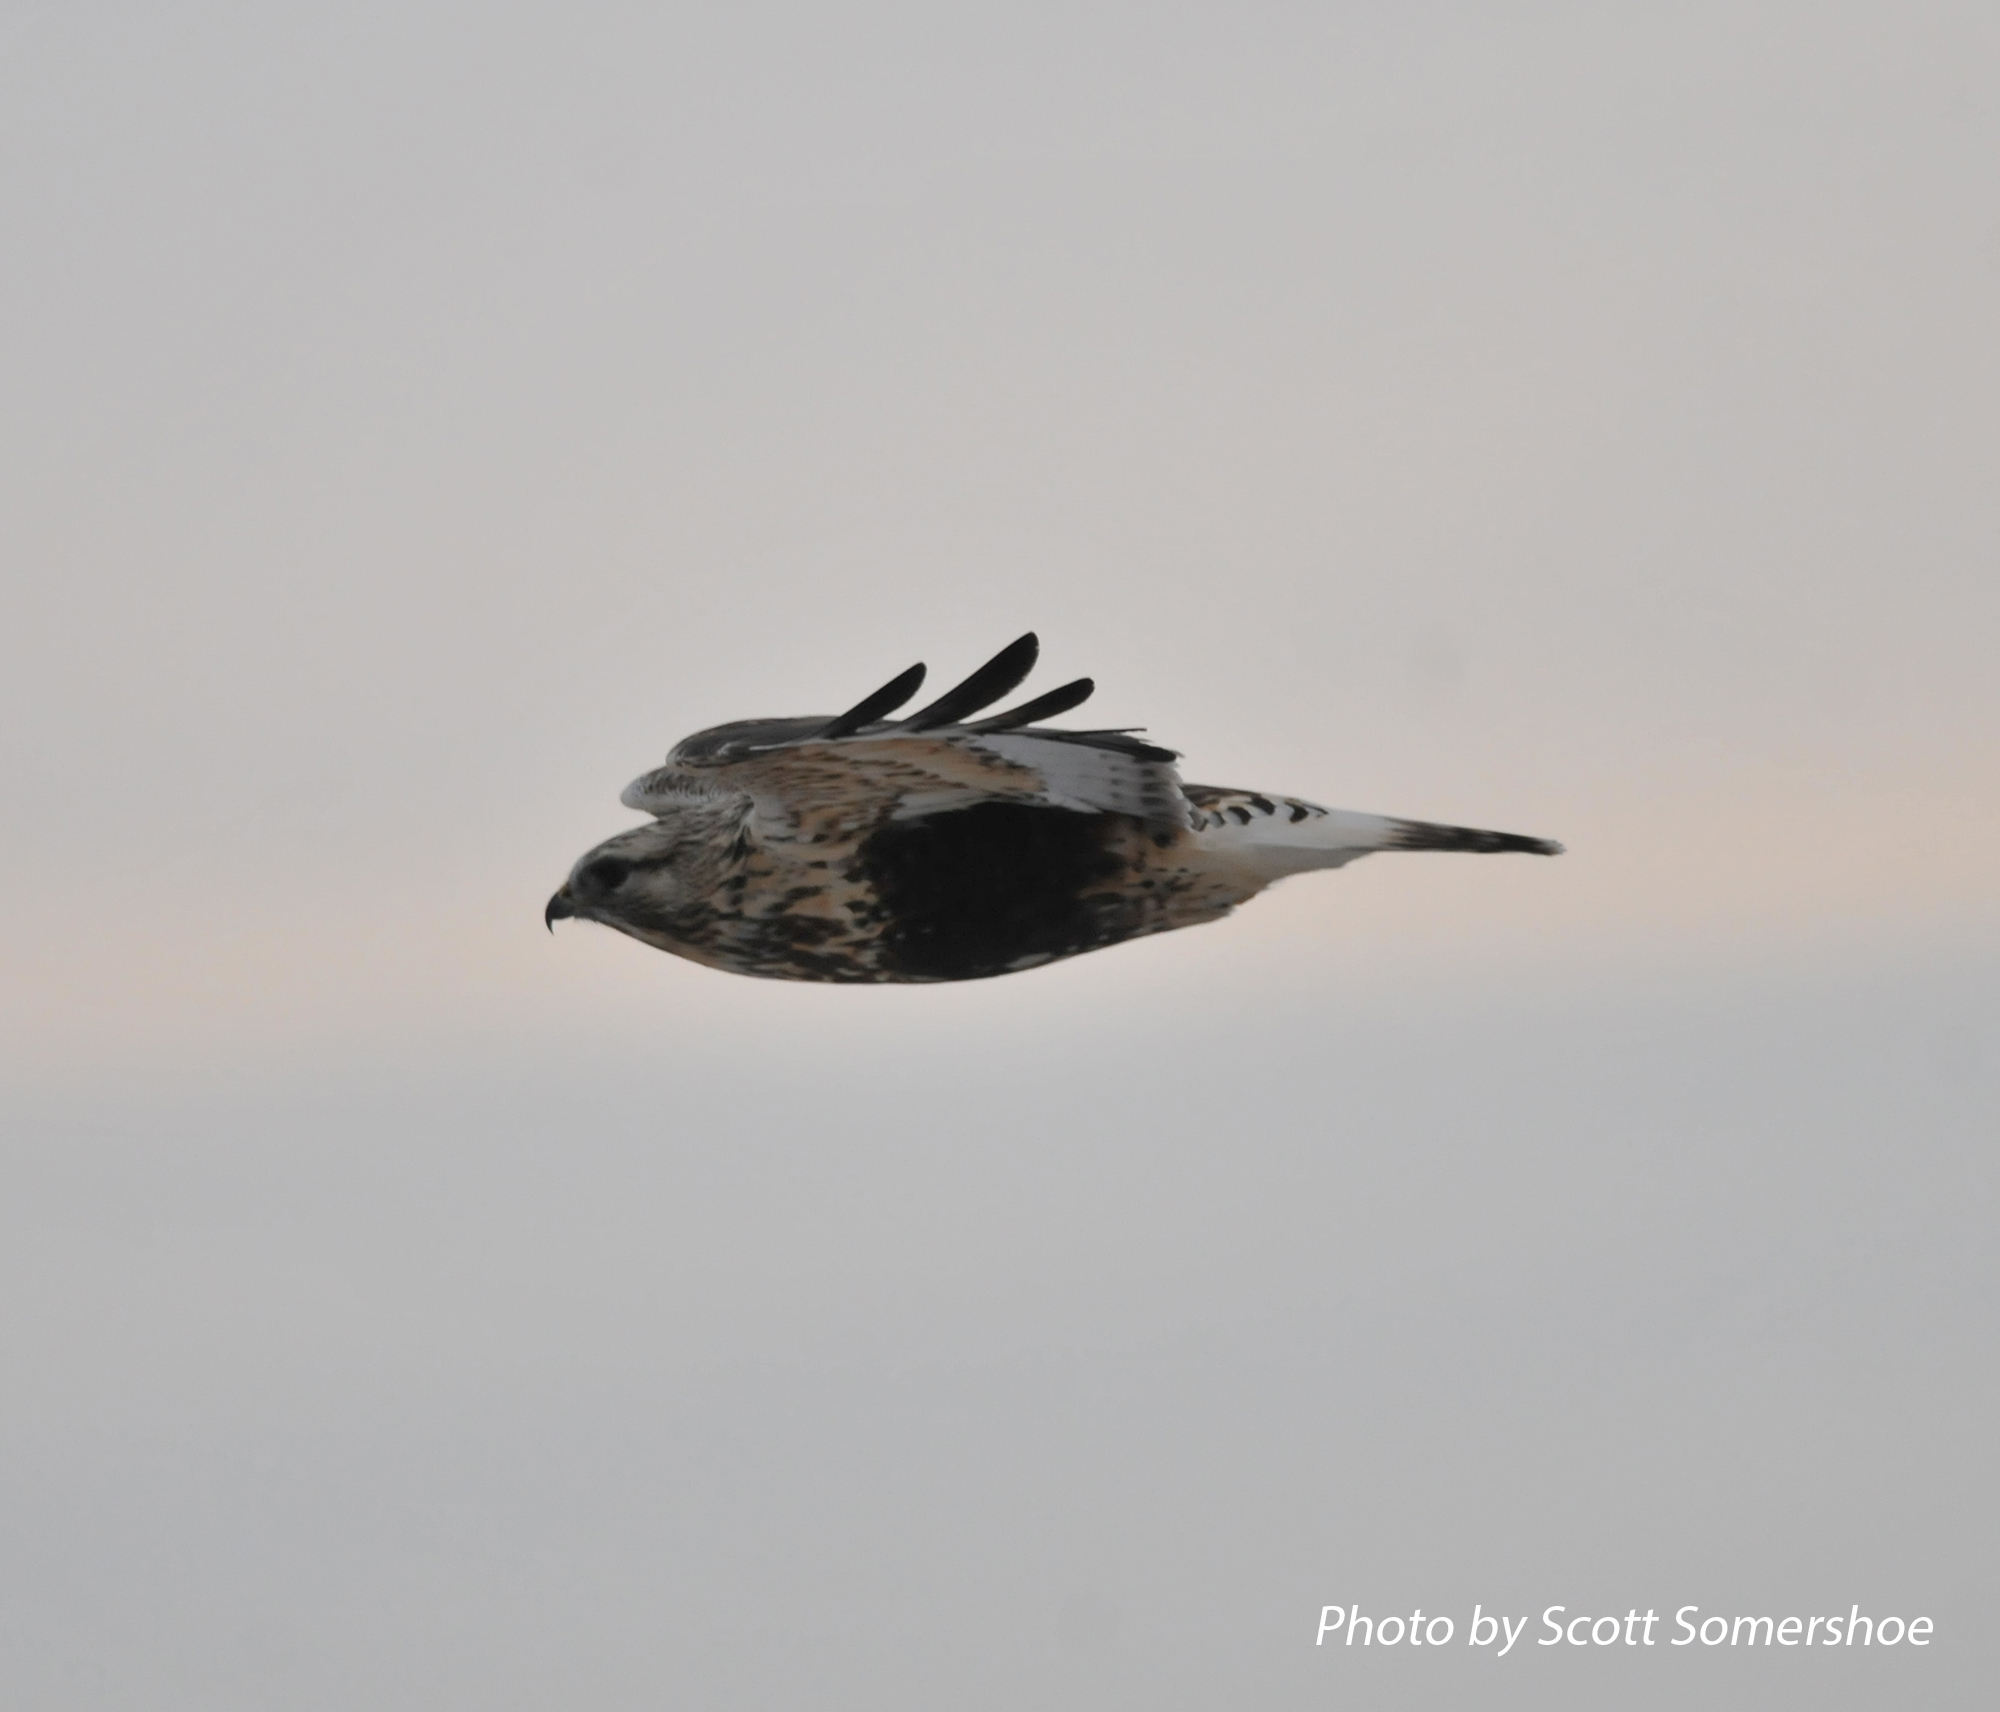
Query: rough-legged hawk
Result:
<box><xmin>546</xmin><ymin>634</ymin><xmax>1561</xmax><ymax>982</ymax></box>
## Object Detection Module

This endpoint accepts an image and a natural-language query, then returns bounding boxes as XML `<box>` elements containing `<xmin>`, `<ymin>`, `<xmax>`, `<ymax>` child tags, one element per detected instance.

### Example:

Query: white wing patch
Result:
<box><xmin>954</xmin><ymin>734</ymin><xmax>1189</xmax><ymax>829</ymax></box>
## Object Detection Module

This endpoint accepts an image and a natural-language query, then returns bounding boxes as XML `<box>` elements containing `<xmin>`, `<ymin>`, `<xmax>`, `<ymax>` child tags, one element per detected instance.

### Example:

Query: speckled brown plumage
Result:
<box><xmin>546</xmin><ymin>635</ymin><xmax>1562</xmax><ymax>983</ymax></box>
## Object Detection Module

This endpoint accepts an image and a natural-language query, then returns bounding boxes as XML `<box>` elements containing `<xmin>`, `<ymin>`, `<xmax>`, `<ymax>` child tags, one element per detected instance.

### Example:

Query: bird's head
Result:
<box><xmin>545</xmin><ymin>793</ymin><xmax>749</xmax><ymax>949</ymax></box>
<box><xmin>545</xmin><ymin>820</ymin><xmax>688</xmax><ymax>934</ymax></box>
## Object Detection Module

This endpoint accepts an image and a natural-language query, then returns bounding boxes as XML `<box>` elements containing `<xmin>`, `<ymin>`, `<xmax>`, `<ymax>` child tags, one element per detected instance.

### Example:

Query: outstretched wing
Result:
<box><xmin>620</xmin><ymin>634</ymin><xmax>1191</xmax><ymax>835</ymax></box>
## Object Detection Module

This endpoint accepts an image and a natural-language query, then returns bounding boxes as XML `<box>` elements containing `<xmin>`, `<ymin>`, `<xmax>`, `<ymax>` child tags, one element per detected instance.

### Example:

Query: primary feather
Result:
<box><xmin>547</xmin><ymin>634</ymin><xmax>1562</xmax><ymax>982</ymax></box>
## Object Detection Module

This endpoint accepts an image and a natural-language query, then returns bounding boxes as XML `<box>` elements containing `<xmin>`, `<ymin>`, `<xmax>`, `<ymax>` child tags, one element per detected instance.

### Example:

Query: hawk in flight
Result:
<box><xmin>546</xmin><ymin>634</ymin><xmax>1561</xmax><ymax>982</ymax></box>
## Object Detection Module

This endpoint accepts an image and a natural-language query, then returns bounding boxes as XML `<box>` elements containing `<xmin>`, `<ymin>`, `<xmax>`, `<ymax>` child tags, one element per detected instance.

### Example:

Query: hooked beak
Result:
<box><xmin>545</xmin><ymin>887</ymin><xmax>575</xmax><ymax>931</ymax></box>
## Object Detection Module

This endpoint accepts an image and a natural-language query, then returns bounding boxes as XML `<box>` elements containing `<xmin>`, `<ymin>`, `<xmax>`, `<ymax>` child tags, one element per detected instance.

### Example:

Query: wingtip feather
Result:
<box><xmin>901</xmin><ymin>634</ymin><xmax>1042</xmax><ymax>731</ymax></box>
<box><xmin>820</xmin><ymin>660</ymin><xmax>929</xmax><ymax>738</ymax></box>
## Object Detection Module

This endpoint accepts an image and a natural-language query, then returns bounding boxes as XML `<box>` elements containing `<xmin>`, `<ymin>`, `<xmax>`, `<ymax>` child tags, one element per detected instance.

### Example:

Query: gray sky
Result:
<box><xmin>2</xmin><ymin>3</ymin><xmax>1994</xmax><ymax>1707</ymax></box>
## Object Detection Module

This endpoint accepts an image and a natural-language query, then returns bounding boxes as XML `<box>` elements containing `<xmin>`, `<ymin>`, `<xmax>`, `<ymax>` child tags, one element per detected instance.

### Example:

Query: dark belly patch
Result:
<box><xmin>857</xmin><ymin>803</ymin><xmax>1131</xmax><ymax>980</ymax></box>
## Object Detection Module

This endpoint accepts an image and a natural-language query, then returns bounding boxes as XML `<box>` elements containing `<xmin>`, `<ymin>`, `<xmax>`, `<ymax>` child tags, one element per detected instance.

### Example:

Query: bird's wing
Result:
<box><xmin>619</xmin><ymin>634</ymin><xmax>1191</xmax><ymax>835</ymax></box>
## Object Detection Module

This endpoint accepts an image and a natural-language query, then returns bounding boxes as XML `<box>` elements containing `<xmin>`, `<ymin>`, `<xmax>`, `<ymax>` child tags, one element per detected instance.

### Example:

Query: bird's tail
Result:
<box><xmin>1181</xmin><ymin>784</ymin><xmax>1562</xmax><ymax>882</ymax></box>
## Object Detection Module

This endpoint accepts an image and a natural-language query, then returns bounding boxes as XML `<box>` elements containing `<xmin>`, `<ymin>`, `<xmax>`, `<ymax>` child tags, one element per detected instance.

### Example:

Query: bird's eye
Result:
<box><xmin>580</xmin><ymin>857</ymin><xmax>633</xmax><ymax>891</ymax></box>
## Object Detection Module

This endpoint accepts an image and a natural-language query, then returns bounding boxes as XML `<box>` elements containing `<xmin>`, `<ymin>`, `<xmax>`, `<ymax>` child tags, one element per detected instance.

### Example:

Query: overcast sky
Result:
<box><xmin>2</xmin><ymin>4</ymin><xmax>1994</xmax><ymax>1707</ymax></box>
